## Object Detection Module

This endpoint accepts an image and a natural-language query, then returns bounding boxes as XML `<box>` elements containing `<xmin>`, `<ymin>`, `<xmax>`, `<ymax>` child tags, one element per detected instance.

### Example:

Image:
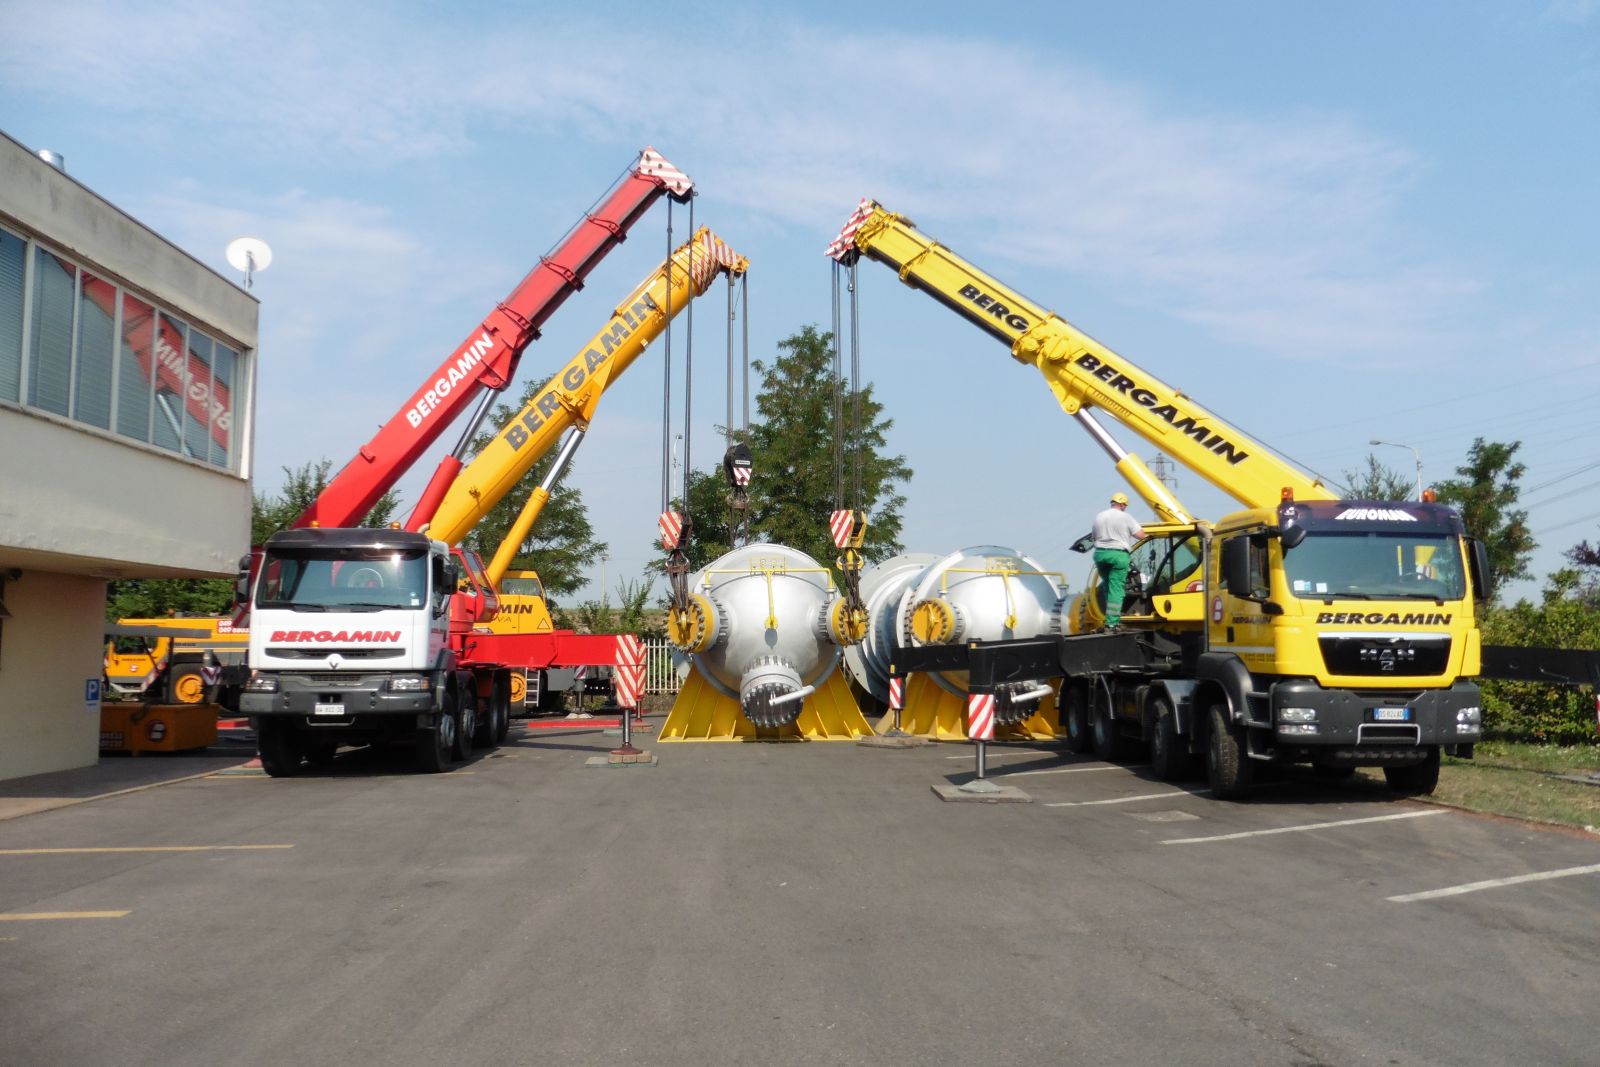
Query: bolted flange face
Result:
<box><xmin>667</xmin><ymin>593</ymin><xmax>721</xmax><ymax>653</ymax></box>
<box><xmin>909</xmin><ymin>597</ymin><xmax>958</xmax><ymax>644</ymax></box>
<box><xmin>739</xmin><ymin>656</ymin><xmax>804</xmax><ymax>728</ymax></box>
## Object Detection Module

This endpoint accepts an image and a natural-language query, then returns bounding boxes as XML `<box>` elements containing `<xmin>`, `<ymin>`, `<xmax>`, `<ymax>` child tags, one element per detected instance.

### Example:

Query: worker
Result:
<box><xmin>1092</xmin><ymin>491</ymin><xmax>1145</xmax><ymax>631</ymax></box>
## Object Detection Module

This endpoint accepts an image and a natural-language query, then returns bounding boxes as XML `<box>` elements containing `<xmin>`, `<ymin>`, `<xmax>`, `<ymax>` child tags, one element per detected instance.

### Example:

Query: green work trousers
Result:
<box><xmin>1093</xmin><ymin>548</ymin><xmax>1132</xmax><ymax>627</ymax></box>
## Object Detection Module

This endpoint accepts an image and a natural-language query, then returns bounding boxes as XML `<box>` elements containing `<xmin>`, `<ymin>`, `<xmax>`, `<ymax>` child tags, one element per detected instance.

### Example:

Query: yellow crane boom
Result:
<box><xmin>425</xmin><ymin>227</ymin><xmax>748</xmax><ymax>581</ymax></box>
<box><xmin>826</xmin><ymin>200</ymin><xmax>1332</xmax><ymax>510</ymax></box>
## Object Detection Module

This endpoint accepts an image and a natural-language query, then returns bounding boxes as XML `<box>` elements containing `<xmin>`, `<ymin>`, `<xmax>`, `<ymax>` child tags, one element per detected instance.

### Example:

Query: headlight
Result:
<box><xmin>243</xmin><ymin>673</ymin><xmax>278</xmax><ymax>693</ymax></box>
<box><xmin>387</xmin><ymin>675</ymin><xmax>430</xmax><ymax>692</ymax></box>
<box><xmin>1279</xmin><ymin>707</ymin><xmax>1318</xmax><ymax>723</ymax></box>
<box><xmin>1456</xmin><ymin>706</ymin><xmax>1481</xmax><ymax>724</ymax></box>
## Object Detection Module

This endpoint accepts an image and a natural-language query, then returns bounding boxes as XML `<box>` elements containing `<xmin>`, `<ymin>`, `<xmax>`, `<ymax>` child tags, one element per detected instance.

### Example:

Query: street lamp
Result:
<box><xmin>1370</xmin><ymin>439</ymin><xmax>1422</xmax><ymax>500</ymax></box>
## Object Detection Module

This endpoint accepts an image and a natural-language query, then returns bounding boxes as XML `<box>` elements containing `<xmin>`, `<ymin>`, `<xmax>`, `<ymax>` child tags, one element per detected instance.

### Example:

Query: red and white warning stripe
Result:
<box><xmin>201</xmin><ymin>664</ymin><xmax>222</xmax><ymax>686</ymax></box>
<box><xmin>830</xmin><ymin>509</ymin><xmax>854</xmax><ymax>549</ymax></box>
<box><xmin>967</xmin><ymin>692</ymin><xmax>996</xmax><ymax>741</ymax></box>
<box><xmin>685</xmin><ymin>230</ymin><xmax>747</xmax><ymax>291</ymax></box>
<box><xmin>574</xmin><ymin>665</ymin><xmax>588</xmax><ymax>683</ymax></box>
<box><xmin>825</xmin><ymin>198</ymin><xmax>878</xmax><ymax>261</ymax></box>
<box><xmin>634</xmin><ymin>147</ymin><xmax>693</xmax><ymax>197</ymax></box>
<box><xmin>613</xmin><ymin>664</ymin><xmax>643</xmax><ymax>708</ymax></box>
<box><xmin>659</xmin><ymin>510</ymin><xmax>684</xmax><ymax>549</ymax></box>
<box><xmin>888</xmin><ymin>676</ymin><xmax>903</xmax><ymax>711</ymax></box>
<box><xmin>615</xmin><ymin>634</ymin><xmax>645</xmax><ymax>667</ymax></box>
<box><xmin>732</xmin><ymin>463</ymin><xmax>751</xmax><ymax>487</ymax></box>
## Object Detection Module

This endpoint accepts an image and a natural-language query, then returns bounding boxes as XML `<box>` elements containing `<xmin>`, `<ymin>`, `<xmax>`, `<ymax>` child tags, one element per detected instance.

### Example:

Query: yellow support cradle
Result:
<box><xmin>874</xmin><ymin>673</ymin><xmax>1061</xmax><ymax>741</ymax></box>
<box><xmin>659</xmin><ymin>669</ymin><xmax>875</xmax><ymax>741</ymax></box>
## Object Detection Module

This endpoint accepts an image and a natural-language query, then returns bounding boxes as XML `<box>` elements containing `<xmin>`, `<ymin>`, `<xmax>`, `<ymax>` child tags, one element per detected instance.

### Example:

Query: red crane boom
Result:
<box><xmin>291</xmin><ymin>147</ymin><xmax>693</xmax><ymax>531</ymax></box>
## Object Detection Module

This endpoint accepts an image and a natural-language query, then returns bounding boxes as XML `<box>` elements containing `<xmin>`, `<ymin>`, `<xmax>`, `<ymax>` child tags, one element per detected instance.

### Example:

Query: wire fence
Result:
<box><xmin>642</xmin><ymin>637</ymin><xmax>683</xmax><ymax>694</ymax></box>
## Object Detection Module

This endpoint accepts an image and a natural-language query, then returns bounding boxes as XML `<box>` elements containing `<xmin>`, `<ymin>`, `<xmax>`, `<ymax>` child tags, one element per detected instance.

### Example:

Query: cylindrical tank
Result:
<box><xmin>842</xmin><ymin>553</ymin><xmax>939</xmax><ymax>706</ymax></box>
<box><xmin>847</xmin><ymin>545</ymin><xmax>1067</xmax><ymax>726</ymax></box>
<box><xmin>667</xmin><ymin>542</ymin><xmax>846</xmax><ymax>728</ymax></box>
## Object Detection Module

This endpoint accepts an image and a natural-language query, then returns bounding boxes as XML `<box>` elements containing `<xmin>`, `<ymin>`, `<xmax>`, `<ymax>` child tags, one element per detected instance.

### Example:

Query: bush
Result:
<box><xmin>1481</xmin><ymin>570</ymin><xmax>1600</xmax><ymax>744</ymax></box>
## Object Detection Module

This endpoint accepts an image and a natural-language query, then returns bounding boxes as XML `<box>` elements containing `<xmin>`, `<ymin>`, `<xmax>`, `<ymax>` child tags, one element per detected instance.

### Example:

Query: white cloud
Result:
<box><xmin>2</xmin><ymin>4</ymin><xmax>1466</xmax><ymax>371</ymax></box>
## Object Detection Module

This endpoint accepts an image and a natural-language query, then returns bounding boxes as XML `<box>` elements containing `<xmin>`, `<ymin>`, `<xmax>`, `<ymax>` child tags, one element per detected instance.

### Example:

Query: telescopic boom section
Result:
<box><xmin>826</xmin><ymin>199</ymin><xmax>1333</xmax><ymax>510</ymax></box>
<box><xmin>291</xmin><ymin>147</ymin><xmax>694</xmax><ymax>531</ymax></box>
<box><xmin>422</xmin><ymin>226</ymin><xmax>749</xmax><ymax>550</ymax></box>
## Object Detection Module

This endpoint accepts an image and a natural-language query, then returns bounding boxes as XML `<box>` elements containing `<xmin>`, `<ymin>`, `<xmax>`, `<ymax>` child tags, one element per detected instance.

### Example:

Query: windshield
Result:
<box><xmin>256</xmin><ymin>547</ymin><xmax>429</xmax><ymax>611</ymax></box>
<box><xmin>500</xmin><ymin>575</ymin><xmax>545</xmax><ymax>598</ymax></box>
<box><xmin>1283</xmin><ymin>532</ymin><xmax>1465</xmax><ymax>601</ymax></box>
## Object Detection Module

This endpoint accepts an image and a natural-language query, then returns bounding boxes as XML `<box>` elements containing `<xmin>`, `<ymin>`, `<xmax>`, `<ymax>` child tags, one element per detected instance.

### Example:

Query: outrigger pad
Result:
<box><xmin>658</xmin><ymin>670</ymin><xmax>875</xmax><ymax>742</ymax></box>
<box><xmin>872</xmin><ymin>673</ymin><xmax>1062</xmax><ymax>742</ymax></box>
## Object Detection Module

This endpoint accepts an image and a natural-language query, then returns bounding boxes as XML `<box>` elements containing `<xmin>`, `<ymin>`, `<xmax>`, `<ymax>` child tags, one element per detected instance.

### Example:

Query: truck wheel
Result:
<box><xmin>1149</xmin><ymin>695</ymin><xmax>1194</xmax><ymax>781</ymax></box>
<box><xmin>493</xmin><ymin>677</ymin><xmax>511</xmax><ymax>743</ymax></box>
<box><xmin>1384</xmin><ymin>747</ymin><xmax>1441</xmax><ymax>796</ymax></box>
<box><xmin>170</xmin><ymin>665</ymin><xmax>206</xmax><ymax>704</ymax></box>
<box><xmin>1061</xmin><ymin>685</ymin><xmax>1092</xmax><ymax>754</ymax></box>
<box><xmin>258</xmin><ymin>720</ymin><xmax>304</xmax><ymax>778</ymax></box>
<box><xmin>453</xmin><ymin>688</ymin><xmax>478</xmax><ymax>759</ymax></box>
<box><xmin>1206</xmin><ymin>703</ymin><xmax>1252</xmax><ymax>800</ymax></box>
<box><xmin>1091</xmin><ymin>703</ymin><xmax>1126</xmax><ymax>762</ymax></box>
<box><xmin>416</xmin><ymin>692</ymin><xmax>457</xmax><ymax>774</ymax></box>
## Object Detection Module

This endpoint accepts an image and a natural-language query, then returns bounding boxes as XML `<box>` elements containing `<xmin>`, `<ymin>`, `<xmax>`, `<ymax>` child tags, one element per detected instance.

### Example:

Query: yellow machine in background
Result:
<box><xmin>104</xmin><ymin>617</ymin><xmax>247</xmax><ymax>708</ymax></box>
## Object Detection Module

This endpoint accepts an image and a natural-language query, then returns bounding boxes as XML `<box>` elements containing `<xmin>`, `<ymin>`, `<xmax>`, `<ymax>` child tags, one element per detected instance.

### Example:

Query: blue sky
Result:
<box><xmin>3</xmin><ymin>0</ymin><xmax>1597</xmax><ymax>604</ymax></box>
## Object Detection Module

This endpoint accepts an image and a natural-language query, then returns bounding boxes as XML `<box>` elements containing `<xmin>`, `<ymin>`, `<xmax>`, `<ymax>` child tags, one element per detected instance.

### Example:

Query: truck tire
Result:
<box><xmin>1091</xmin><ymin>702</ymin><xmax>1128</xmax><ymax>762</ymax></box>
<box><xmin>467</xmin><ymin>681</ymin><xmax>505</xmax><ymax>748</ymax></box>
<box><xmin>169</xmin><ymin>664</ymin><xmax>206</xmax><ymax>705</ymax></box>
<box><xmin>1206</xmin><ymin>703</ymin><xmax>1252</xmax><ymax>800</ymax></box>
<box><xmin>1384</xmin><ymin>747</ymin><xmax>1441</xmax><ymax>796</ymax></box>
<box><xmin>1061</xmin><ymin>684</ymin><xmax>1092</xmax><ymax>754</ymax></box>
<box><xmin>453</xmin><ymin>687</ymin><xmax>478</xmax><ymax>759</ymax></box>
<box><xmin>493</xmin><ymin>677</ymin><xmax>511</xmax><ymax>743</ymax></box>
<box><xmin>1149</xmin><ymin>695</ymin><xmax>1194</xmax><ymax>781</ymax></box>
<box><xmin>416</xmin><ymin>691</ymin><xmax>458</xmax><ymax>774</ymax></box>
<box><xmin>258</xmin><ymin>720</ymin><xmax>304</xmax><ymax>778</ymax></box>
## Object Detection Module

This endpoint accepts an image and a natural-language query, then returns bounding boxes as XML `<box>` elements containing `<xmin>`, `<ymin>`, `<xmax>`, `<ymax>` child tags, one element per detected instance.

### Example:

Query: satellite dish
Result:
<box><xmin>225</xmin><ymin>236</ymin><xmax>273</xmax><ymax>289</ymax></box>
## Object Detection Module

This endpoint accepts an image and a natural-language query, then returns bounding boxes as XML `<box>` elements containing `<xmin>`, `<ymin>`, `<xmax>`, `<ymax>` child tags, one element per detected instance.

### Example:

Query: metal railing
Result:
<box><xmin>642</xmin><ymin>637</ymin><xmax>683</xmax><ymax>694</ymax></box>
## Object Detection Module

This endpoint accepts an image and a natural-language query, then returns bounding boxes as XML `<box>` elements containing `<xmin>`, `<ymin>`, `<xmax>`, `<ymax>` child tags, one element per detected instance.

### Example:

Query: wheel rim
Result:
<box><xmin>174</xmin><ymin>673</ymin><xmax>205</xmax><ymax>703</ymax></box>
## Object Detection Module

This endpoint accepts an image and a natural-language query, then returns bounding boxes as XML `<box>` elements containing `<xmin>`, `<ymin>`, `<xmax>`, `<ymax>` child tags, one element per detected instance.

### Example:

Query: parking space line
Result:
<box><xmin>1387</xmin><ymin>862</ymin><xmax>1600</xmax><ymax>903</ymax></box>
<box><xmin>0</xmin><ymin>845</ymin><xmax>293</xmax><ymax>856</ymax></box>
<box><xmin>1004</xmin><ymin>766</ymin><xmax>1127</xmax><ymax>778</ymax></box>
<box><xmin>1162</xmin><ymin>809</ymin><xmax>1446</xmax><ymax>845</ymax></box>
<box><xmin>0</xmin><ymin>911</ymin><xmax>130</xmax><ymax>921</ymax></box>
<box><xmin>1046</xmin><ymin>789</ymin><xmax>1207</xmax><ymax>807</ymax></box>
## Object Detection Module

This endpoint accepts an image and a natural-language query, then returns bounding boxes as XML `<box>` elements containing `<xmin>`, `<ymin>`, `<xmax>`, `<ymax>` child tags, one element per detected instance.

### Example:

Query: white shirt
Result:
<box><xmin>1092</xmin><ymin>507</ymin><xmax>1143</xmax><ymax>551</ymax></box>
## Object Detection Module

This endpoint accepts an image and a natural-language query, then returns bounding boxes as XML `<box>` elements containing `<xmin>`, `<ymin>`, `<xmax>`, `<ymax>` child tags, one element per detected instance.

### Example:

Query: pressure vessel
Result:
<box><xmin>667</xmin><ymin>542</ymin><xmax>849</xmax><ymax>728</ymax></box>
<box><xmin>848</xmin><ymin>545</ymin><xmax>1068</xmax><ymax>726</ymax></box>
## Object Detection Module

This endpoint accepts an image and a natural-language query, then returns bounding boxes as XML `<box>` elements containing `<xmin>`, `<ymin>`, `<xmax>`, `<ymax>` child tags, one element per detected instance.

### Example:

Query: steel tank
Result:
<box><xmin>841</xmin><ymin>552</ymin><xmax>939</xmax><ymax>706</ymax></box>
<box><xmin>866</xmin><ymin>545</ymin><xmax>1067</xmax><ymax>726</ymax></box>
<box><xmin>668</xmin><ymin>542</ymin><xmax>849</xmax><ymax>728</ymax></box>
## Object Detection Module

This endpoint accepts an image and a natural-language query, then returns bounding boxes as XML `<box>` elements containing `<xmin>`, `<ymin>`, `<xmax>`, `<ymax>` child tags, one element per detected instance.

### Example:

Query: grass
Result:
<box><xmin>1360</xmin><ymin>741</ymin><xmax>1600</xmax><ymax>831</ymax></box>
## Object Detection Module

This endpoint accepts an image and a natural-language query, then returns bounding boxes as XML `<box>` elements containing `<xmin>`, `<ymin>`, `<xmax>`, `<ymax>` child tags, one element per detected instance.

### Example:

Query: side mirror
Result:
<box><xmin>1468</xmin><ymin>539</ymin><xmax>1494</xmax><ymax>602</ymax></box>
<box><xmin>1070</xmin><ymin>533</ymin><xmax>1094</xmax><ymax>554</ymax></box>
<box><xmin>234</xmin><ymin>554</ymin><xmax>253</xmax><ymax>607</ymax></box>
<box><xmin>1278</xmin><ymin>523</ymin><xmax>1306</xmax><ymax>550</ymax></box>
<box><xmin>1221</xmin><ymin>537</ymin><xmax>1252</xmax><ymax>598</ymax></box>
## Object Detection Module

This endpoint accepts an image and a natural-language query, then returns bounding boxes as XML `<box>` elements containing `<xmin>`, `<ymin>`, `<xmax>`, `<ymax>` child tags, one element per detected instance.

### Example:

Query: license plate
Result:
<box><xmin>1374</xmin><ymin>707</ymin><xmax>1412</xmax><ymax>722</ymax></box>
<box><xmin>314</xmin><ymin>702</ymin><xmax>346</xmax><ymax>716</ymax></box>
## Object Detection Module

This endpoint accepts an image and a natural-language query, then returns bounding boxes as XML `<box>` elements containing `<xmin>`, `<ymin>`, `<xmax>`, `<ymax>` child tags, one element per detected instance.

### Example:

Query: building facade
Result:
<box><xmin>0</xmin><ymin>131</ymin><xmax>257</xmax><ymax>780</ymax></box>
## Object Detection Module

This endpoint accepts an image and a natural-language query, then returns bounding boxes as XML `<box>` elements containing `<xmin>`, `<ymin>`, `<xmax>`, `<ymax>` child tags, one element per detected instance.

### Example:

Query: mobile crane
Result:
<box><xmin>828</xmin><ymin>199</ymin><xmax>1489</xmax><ymax>798</ymax></box>
<box><xmin>237</xmin><ymin>148</ymin><xmax>693</xmax><ymax>776</ymax></box>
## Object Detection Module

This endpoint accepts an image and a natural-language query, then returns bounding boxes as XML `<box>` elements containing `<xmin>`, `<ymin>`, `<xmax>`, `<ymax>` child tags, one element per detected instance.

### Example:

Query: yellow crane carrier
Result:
<box><xmin>828</xmin><ymin>200</ymin><xmax>1489</xmax><ymax>798</ymax></box>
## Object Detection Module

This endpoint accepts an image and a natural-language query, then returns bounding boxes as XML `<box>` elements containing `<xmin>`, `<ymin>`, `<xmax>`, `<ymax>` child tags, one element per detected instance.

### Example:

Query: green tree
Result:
<box><xmin>459</xmin><ymin>377</ymin><xmax>607</xmax><ymax>599</ymax></box>
<box><xmin>1340</xmin><ymin>454</ymin><xmax>1413</xmax><ymax>501</ymax></box>
<box><xmin>251</xmin><ymin>459</ymin><xmax>400</xmax><ymax>543</ymax></box>
<box><xmin>554</xmin><ymin>573</ymin><xmax>664</xmax><ymax>638</ymax></box>
<box><xmin>1433</xmin><ymin>438</ymin><xmax>1535</xmax><ymax>593</ymax></box>
<box><xmin>741</xmin><ymin>325</ymin><xmax>911</xmax><ymax>567</ymax></box>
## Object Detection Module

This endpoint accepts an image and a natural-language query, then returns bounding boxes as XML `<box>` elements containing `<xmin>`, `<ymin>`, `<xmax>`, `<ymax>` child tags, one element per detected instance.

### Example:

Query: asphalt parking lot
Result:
<box><xmin>2</xmin><ymin>718</ymin><xmax>1598</xmax><ymax>1066</ymax></box>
